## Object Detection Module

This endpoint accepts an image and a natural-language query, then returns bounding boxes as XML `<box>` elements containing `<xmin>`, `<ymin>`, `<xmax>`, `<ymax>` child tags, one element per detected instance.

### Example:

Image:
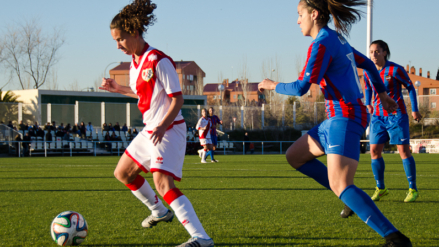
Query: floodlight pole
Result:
<box><xmin>366</xmin><ymin>0</ymin><xmax>373</xmax><ymax>57</ymax></box>
<box><xmin>365</xmin><ymin>0</ymin><xmax>373</xmax><ymax>140</ymax></box>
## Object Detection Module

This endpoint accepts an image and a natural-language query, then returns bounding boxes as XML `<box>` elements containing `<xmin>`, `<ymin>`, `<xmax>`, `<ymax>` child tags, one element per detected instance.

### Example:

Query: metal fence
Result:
<box><xmin>2</xmin><ymin>95</ymin><xmax>438</xmax><ymax>131</ymax></box>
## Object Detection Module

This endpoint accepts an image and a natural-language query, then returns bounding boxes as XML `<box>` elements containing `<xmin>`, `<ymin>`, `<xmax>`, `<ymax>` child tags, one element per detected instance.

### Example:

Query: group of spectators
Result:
<box><xmin>3</xmin><ymin>120</ymin><xmax>141</xmax><ymax>156</ymax></box>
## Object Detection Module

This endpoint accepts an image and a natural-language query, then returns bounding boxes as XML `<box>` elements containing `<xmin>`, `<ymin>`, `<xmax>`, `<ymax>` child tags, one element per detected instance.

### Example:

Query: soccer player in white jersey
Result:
<box><xmin>195</xmin><ymin>109</ymin><xmax>215</xmax><ymax>163</ymax></box>
<box><xmin>99</xmin><ymin>1</ymin><xmax>213</xmax><ymax>246</ymax></box>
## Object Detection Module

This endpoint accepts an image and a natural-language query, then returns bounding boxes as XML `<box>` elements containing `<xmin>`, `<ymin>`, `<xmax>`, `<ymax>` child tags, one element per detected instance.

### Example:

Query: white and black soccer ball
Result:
<box><xmin>50</xmin><ymin>211</ymin><xmax>88</xmax><ymax>246</ymax></box>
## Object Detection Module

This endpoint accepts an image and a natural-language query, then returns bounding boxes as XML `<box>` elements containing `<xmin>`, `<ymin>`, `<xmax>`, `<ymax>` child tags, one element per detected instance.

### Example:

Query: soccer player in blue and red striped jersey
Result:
<box><xmin>258</xmin><ymin>1</ymin><xmax>412</xmax><ymax>246</ymax></box>
<box><xmin>207</xmin><ymin>107</ymin><xmax>222</xmax><ymax>162</ymax></box>
<box><xmin>364</xmin><ymin>40</ymin><xmax>422</xmax><ymax>203</ymax></box>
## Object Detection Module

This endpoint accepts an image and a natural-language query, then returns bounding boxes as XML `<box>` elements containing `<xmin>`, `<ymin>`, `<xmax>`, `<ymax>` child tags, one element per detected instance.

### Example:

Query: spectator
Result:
<box><xmin>65</xmin><ymin>123</ymin><xmax>72</xmax><ymax>133</ymax></box>
<box><xmin>188</xmin><ymin>125</ymin><xmax>192</xmax><ymax>132</ymax></box>
<box><xmin>22</xmin><ymin>132</ymin><xmax>31</xmax><ymax>156</ymax></box>
<box><xmin>58</xmin><ymin>123</ymin><xmax>65</xmax><ymax>130</ymax></box>
<box><xmin>86</xmin><ymin>122</ymin><xmax>94</xmax><ymax>132</ymax></box>
<box><xmin>46</xmin><ymin>130</ymin><xmax>53</xmax><ymax>142</ymax></box>
<box><xmin>44</xmin><ymin>122</ymin><xmax>52</xmax><ymax>131</ymax></box>
<box><xmin>51</xmin><ymin>121</ymin><xmax>57</xmax><ymax>131</ymax></box>
<box><xmin>249</xmin><ymin>143</ymin><xmax>255</xmax><ymax>154</ymax></box>
<box><xmin>7</xmin><ymin>121</ymin><xmax>14</xmax><ymax>129</ymax></box>
<box><xmin>244</xmin><ymin>132</ymin><xmax>250</xmax><ymax>153</ymax></box>
<box><xmin>102</xmin><ymin>123</ymin><xmax>109</xmax><ymax>131</ymax></box>
<box><xmin>108</xmin><ymin>123</ymin><xmax>115</xmax><ymax>132</ymax></box>
<box><xmin>79</xmin><ymin>121</ymin><xmax>86</xmax><ymax>138</ymax></box>
<box><xmin>111</xmin><ymin>132</ymin><xmax>121</xmax><ymax>141</ymax></box>
<box><xmin>132</xmin><ymin>128</ymin><xmax>138</xmax><ymax>137</ymax></box>
<box><xmin>19</xmin><ymin>121</ymin><xmax>26</xmax><ymax>131</ymax></box>
<box><xmin>14</xmin><ymin>134</ymin><xmax>22</xmax><ymax>157</ymax></box>
<box><xmin>104</xmin><ymin>132</ymin><xmax>111</xmax><ymax>150</ymax></box>
<box><xmin>36</xmin><ymin>127</ymin><xmax>45</xmax><ymax>139</ymax></box>
<box><xmin>32</xmin><ymin>121</ymin><xmax>39</xmax><ymax>130</ymax></box>
<box><xmin>72</xmin><ymin>123</ymin><xmax>79</xmax><ymax>135</ymax></box>
<box><xmin>28</xmin><ymin>127</ymin><xmax>36</xmax><ymax>137</ymax></box>
<box><xmin>55</xmin><ymin>129</ymin><xmax>64</xmax><ymax>137</ymax></box>
<box><xmin>121</xmin><ymin>123</ymin><xmax>128</xmax><ymax>132</ymax></box>
<box><xmin>114</xmin><ymin>122</ymin><xmax>121</xmax><ymax>132</ymax></box>
<box><xmin>63</xmin><ymin>131</ymin><xmax>71</xmax><ymax>141</ymax></box>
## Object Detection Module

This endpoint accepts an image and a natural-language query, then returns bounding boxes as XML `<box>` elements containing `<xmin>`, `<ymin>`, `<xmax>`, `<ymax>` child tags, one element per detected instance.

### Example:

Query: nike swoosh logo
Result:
<box><xmin>408</xmin><ymin>176</ymin><xmax>412</xmax><ymax>179</ymax></box>
<box><xmin>365</xmin><ymin>215</ymin><xmax>372</xmax><ymax>224</ymax></box>
<box><xmin>401</xmin><ymin>139</ymin><xmax>407</xmax><ymax>141</ymax></box>
<box><xmin>379</xmin><ymin>192</ymin><xmax>386</xmax><ymax>196</ymax></box>
<box><xmin>328</xmin><ymin>145</ymin><xmax>339</xmax><ymax>148</ymax></box>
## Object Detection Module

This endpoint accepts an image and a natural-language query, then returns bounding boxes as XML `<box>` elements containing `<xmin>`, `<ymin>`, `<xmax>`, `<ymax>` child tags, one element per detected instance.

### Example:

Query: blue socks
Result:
<box><xmin>296</xmin><ymin>159</ymin><xmax>330</xmax><ymax>190</ymax></box>
<box><xmin>205</xmin><ymin>150</ymin><xmax>215</xmax><ymax>161</ymax></box>
<box><xmin>340</xmin><ymin>185</ymin><xmax>398</xmax><ymax>237</ymax></box>
<box><xmin>371</xmin><ymin>157</ymin><xmax>386</xmax><ymax>189</ymax></box>
<box><xmin>402</xmin><ymin>156</ymin><xmax>417</xmax><ymax>191</ymax></box>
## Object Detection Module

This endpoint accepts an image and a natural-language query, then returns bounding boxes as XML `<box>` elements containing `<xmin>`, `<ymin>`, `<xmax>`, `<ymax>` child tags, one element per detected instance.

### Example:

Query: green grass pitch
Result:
<box><xmin>0</xmin><ymin>154</ymin><xmax>438</xmax><ymax>246</ymax></box>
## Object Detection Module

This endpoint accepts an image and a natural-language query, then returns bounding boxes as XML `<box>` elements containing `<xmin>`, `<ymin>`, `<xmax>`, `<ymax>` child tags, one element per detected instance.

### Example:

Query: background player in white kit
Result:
<box><xmin>99</xmin><ymin>1</ymin><xmax>213</xmax><ymax>246</ymax></box>
<box><xmin>196</xmin><ymin>108</ymin><xmax>216</xmax><ymax>163</ymax></box>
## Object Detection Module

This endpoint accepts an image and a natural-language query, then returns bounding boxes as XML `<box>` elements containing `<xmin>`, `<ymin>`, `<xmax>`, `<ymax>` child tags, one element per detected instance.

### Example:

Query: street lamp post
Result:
<box><xmin>414</xmin><ymin>80</ymin><xmax>422</xmax><ymax>136</ymax></box>
<box><xmin>414</xmin><ymin>80</ymin><xmax>421</xmax><ymax>105</ymax></box>
<box><xmin>218</xmin><ymin>84</ymin><xmax>225</xmax><ymax>105</ymax></box>
<box><xmin>270</xmin><ymin>69</ymin><xmax>275</xmax><ymax>104</ymax></box>
<box><xmin>104</xmin><ymin>61</ymin><xmax>123</xmax><ymax>78</ymax></box>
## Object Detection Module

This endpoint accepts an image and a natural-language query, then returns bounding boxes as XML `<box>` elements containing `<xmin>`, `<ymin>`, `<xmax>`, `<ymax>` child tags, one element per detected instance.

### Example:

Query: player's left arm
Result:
<box><xmin>150</xmin><ymin>58</ymin><xmax>184</xmax><ymax>145</ymax></box>
<box><xmin>395</xmin><ymin>67</ymin><xmax>422</xmax><ymax>121</ymax></box>
<box><xmin>217</xmin><ymin>116</ymin><xmax>223</xmax><ymax>125</ymax></box>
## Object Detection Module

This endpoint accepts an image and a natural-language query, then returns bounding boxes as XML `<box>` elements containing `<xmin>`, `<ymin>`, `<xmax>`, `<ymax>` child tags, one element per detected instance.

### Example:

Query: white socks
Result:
<box><xmin>125</xmin><ymin>175</ymin><xmax>168</xmax><ymax>217</ymax></box>
<box><xmin>164</xmin><ymin>188</ymin><xmax>210</xmax><ymax>239</ymax></box>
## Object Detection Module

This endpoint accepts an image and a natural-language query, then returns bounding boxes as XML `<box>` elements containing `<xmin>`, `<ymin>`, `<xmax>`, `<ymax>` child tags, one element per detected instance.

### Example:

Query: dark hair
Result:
<box><xmin>300</xmin><ymin>0</ymin><xmax>367</xmax><ymax>37</ymax></box>
<box><xmin>370</xmin><ymin>40</ymin><xmax>390</xmax><ymax>61</ymax></box>
<box><xmin>110</xmin><ymin>0</ymin><xmax>157</xmax><ymax>36</ymax></box>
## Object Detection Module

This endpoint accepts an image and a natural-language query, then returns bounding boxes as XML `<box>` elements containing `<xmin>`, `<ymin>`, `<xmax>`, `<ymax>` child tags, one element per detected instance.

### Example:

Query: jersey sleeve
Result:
<box><xmin>352</xmin><ymin>47</ymin><xmax>386</xmax><ymax>94</ymax></box>
<box><xmin>394</xmin><ymin>66</ymin><xmax>413</xmax><ymax>88</ymax></box>
<box><xmin>156</xmin><ymin>58</ymin><xmax>182</xmax><ymax>97</ymax></box>
<box><xmin>275</xmin><ymin>42</ymin><xmax>331</xmax><ymax>96</ymax></box>
<box><xmin>196</xmin><ymin>118</ymin><xmax>205</xmax><ymax>130</ymax></box>
<box><xmin>363</xmin><ymin>72</ymin><xmax>373</xmax><ymax>105</ymax></box>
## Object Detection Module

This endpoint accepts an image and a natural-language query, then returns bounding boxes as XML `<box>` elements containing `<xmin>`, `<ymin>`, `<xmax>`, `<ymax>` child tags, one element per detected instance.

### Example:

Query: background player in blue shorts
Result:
<box><xmin>365</xmin><ymin>40</ymin><xmax>421</xmax><ymax>202</ymax></box>
<box><xmin>208</xmin><ymin>107</ymin><xmax>222</xmax><ymax>157</ymax></box>
<box><xmin>258</xmin><ymin>1</ymin><xmax>412</xmax><ymax>246</ymax></box>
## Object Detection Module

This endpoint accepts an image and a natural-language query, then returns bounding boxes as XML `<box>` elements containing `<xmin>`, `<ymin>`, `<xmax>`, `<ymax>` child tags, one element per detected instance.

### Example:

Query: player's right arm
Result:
<box><xmin>99</xmin><ymin>78</ymin><xmax>138</xmax><ymax>99</ymax></box>
<box><xmin>196</xmin><ymin>118</ymin><xmax>205</xmax><ymax>131</ymax></box>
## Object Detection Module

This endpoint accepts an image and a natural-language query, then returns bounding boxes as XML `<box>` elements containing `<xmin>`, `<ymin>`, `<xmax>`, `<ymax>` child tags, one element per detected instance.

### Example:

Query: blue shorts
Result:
<box><xmin>369</xmin><ymin>114</ymin><xmax>410</xmax><ymax>145</ymax></box>
<box><xmin>308</xmin><ymin>117</ymin><xmax>367</xmax><ymax>161</ymax></box>
<box><xmin>211</xmin><ymin>132</ymin><xmax>218</xmax><ymax>146</ymax></box>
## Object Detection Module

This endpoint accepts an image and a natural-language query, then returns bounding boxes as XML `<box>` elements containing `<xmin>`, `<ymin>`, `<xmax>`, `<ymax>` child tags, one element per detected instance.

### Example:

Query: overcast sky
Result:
<box><xmin>1</xmin><ymin>0</ymin><xmax>438</xmax><ymax>91</ymax></box>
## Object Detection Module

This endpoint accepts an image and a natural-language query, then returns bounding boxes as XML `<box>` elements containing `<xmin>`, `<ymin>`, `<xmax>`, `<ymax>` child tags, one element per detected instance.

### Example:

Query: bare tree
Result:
<box><xmin>45</xmin><ymin>69</ymin><xmax>59</xmax><ymax>90</ymax></box>
<box><xmin>1</xmin><ymin>20</ymin><xmax>65</xmax><ymax>89</ymax></box>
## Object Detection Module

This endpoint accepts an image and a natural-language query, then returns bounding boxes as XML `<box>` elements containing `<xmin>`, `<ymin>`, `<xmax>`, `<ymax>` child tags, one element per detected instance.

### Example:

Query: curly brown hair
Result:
<box><xmin>300</xmin><ymin>0</ymin><xmax>367</xmax><ymax>37</ymax></box>
<box><xmin>110</xmin><ymin>0</ymin><xmax>157</xmax><ymax>36</ymax></box>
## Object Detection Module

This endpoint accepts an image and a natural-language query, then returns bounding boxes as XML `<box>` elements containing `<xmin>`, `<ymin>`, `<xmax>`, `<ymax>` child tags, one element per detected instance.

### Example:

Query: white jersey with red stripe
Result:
<box><xmin>129</xmin><ymin>44</ymin><xmax>184</xmax><ymax>131</ymax></box>
<box><xmin>196</xmin><ymin>117</ymin><xmax>211</xmax><ymax>140</ymax></box>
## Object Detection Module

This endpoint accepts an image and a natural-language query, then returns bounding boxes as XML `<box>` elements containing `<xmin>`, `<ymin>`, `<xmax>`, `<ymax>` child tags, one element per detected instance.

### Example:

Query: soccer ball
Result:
<box><xmin>50</xmin><ymin>211</ymin><xmax>88</xmax><ymax>246</ymax></box>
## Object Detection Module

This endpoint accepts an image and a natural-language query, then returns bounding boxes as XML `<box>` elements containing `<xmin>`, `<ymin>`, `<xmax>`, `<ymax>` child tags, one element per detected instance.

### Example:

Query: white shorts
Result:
<box><xmin>200</xmin><ymin>138</ymin><xmax>212</xmax><ymax>146</ymax></box>
<box><xmin>125</xmin><ymin>122</ymin><xmax>186</xmax><ymax>181</ymax></box>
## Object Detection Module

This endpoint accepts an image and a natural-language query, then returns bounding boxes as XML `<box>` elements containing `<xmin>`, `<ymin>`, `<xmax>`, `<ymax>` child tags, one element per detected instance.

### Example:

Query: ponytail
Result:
<box><xmin>301</xmin><ymin>0</ymin><xmax>367</xmax><ymax>37</ymax></box>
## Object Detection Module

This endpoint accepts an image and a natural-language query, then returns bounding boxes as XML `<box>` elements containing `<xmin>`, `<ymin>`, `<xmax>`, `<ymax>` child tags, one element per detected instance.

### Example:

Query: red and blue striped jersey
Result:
<box><xmin>276</xmin><ymin>26</ymin><xmax>387</xmax><ymax>128</ymax></box>
<box><xmin>209</xmin><ymin>115</ymin><xmax>221</xmax><ymax>134</ymax></box>
<box><xmin>364</xmin><ymin>61</ymin><xmax>415</xmax><ymax>116</ymax></box>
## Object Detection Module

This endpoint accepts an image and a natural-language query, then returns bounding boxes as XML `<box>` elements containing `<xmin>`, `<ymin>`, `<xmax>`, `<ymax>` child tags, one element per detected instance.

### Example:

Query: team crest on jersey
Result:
<box><xmin>142</xmin><ymin>68</ymin><xmax>153</xmax><ymax>82</ymax></box>
<box><xmin>385</xmin><ymin>75</ymin><xmax>392</xmax><ymax>81</ymax></box>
